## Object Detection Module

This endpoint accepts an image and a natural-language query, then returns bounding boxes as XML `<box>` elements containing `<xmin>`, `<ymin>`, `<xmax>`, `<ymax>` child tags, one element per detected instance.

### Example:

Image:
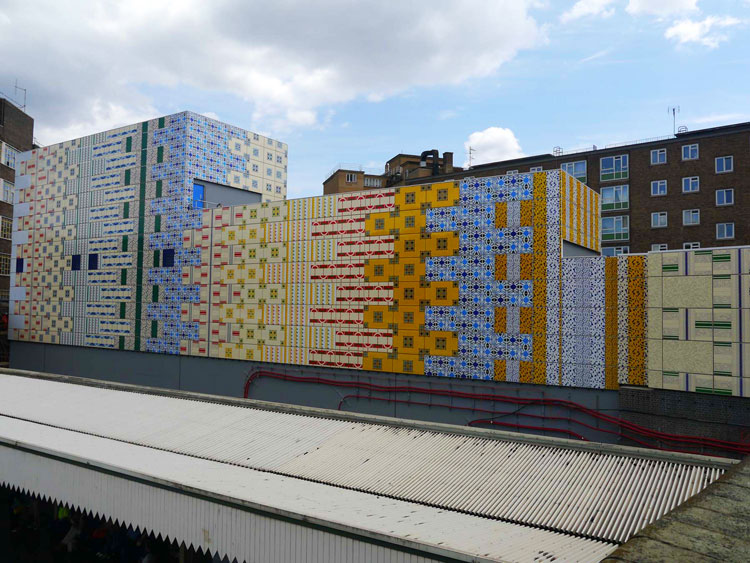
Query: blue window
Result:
<box><xmin>192</xmin><ymin>183</ymin><xmax>204</xmax><ymax>209</ymax></box>
<box><xmin>88</xmin><ymin>253</ymin><xmax>99</xmax><ymax>270</ymax></box>
<box><xmin>162</xmin><ymin>248</ymin><xmax>175</xmax><ymax>268</ymax></box>
<box><xmin>72</xmin><ymin>254</ymin><xmax>81</xmax><ymax>271</ymax></box>
<box><xmin>15</xmin><ymin>258</ymin><xmax>23</xmax><ymax>273</ymax></box>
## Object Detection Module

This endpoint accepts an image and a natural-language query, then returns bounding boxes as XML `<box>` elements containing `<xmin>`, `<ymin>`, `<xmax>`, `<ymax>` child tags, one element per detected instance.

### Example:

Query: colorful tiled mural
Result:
<box><xmin>647</xmin><ymin>248</ymin><xmax>750</xmax><ymax>397</ymax></box>
<box><xmin>10</xmin><ymin>115</ymin><xmax>748</xmax><ymax>396</ymax></box>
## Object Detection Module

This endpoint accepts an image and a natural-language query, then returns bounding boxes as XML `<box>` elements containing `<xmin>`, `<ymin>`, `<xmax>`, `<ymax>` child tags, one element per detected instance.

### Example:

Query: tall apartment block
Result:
<box><xmin>0</xmin><ymin>98</ymin><xmax>34</xmax><ymax>361</ymax></box>
<box><xmin>330</xmin><ymin>122</ymin><xmax>750</xmax><ymax>256</ymax></box>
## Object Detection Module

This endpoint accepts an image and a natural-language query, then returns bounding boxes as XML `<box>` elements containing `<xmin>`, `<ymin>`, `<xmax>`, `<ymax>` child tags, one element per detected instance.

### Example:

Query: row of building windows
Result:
<box><xmin>602</xmin><ymin>182</ymin><xmax>733</xmax><ymax>211</ymax></box>
<box><xmin>558</xmin><ymin>144</ymin><xmax>734</xmax><ymax>185</ymax></box>
<box><xmin>603</xmin><ymin>212</ymin><xmax>736</xmax><ymax>242</ymax></box>
<box><xmin>0</xmin><ymin>141</ymin><xmax>19</xmax><ymax>170</ymax></box>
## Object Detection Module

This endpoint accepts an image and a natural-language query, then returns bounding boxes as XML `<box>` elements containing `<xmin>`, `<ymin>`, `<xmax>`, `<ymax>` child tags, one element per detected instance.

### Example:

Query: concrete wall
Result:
<box><xmin>11</xmin><ymin>341</ymin><xmax>620</xmax><ymax>444</ymax></box>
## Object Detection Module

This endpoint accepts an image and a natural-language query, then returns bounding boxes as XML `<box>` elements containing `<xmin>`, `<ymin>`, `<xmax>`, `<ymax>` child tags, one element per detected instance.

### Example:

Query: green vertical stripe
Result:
<box><xmin>123</xmin><ymin>201</ymin><xmax>129</xmax><ymax>219</ymax></box>
<box><xmin>154</xmin><ymin>215</ymin><xmax>161</xmax><ymax>233</ymax></box>
<box><xmin>120</xmin><ymin>302</ymin><xmax>126</xmax><ymax>319</ymax></box>
<box><xmin>152</xmin><ymin>285</ymin><xmax>159</xmax><ymax>303</ymax></box>
<box><xmin>158</xmin><ymin>116</ymin><xmax>165</xmax><ymax>128</ymax></box>
<box><xmin>153</xmin><ymin>249</ymin><xmax>160</xmax><ymax>268</ymax></box>
<box><xmin>119</xmin><ymin>336</ymin><xmax>125</xmax><ymax>351</ymax></box>
<box><xmin>124</xmin><ymin>169</ymin><xmax>131</xmax><ymax>186</ymax></box>
<box><xmin>151</xmin><ymin>321</ymin><xmax>158</xmax><ymax>338</ymax></box>
<box><xmin>121</xmin><ymin>236</ymin><xmax>128</xmax><ymax>252</ymax></box>
<box><xmin>121</xmin><ymin>268</ymin><xmax>127</xmax><ymax>285</ymax></box>
<box><xmin>157</xmin><ymin>145</ymin><xmax>164</xmax><ymax>163</ymax></box>
<box><xmin>134</xmin><ymin>121</ymin><xmax>148</xmax><ymax>351</ymax></box>
<box><xmin>125</xmin><ymin>137</ymin><xmax>132</xmax><ymax>152</ymax></box>
<box><xmin>156</xmin><ymin>180</ymin><xmax>162</xmax><ymax>198</ymax></box>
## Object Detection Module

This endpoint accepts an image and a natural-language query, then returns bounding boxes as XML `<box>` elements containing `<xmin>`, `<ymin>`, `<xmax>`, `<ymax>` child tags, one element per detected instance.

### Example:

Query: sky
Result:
<box><xmin>1</xmin><ymin>0</ymin><xmax>749</xmax><ymax>199</ymax></box>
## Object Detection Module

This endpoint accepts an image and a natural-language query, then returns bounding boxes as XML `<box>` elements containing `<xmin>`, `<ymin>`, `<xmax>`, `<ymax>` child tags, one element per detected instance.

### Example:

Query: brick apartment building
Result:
<box><xmin>0</xmin><ymin>97</ymin><xmax>34</xmax><ymax>359</ymax></box>
<box><xmin>326</xmin><ymin>121</ymin><xmax>750</xmax><ymax>255</ymax></box>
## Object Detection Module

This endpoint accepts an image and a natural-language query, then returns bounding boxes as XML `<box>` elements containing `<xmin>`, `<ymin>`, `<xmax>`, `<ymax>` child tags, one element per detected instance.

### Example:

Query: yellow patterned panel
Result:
<box><xmin>520</xmin><ymin>200</ymin><xmax>533</xmax><ymax>227</ymax></box>
<box><xmin>605</xmin><ymin>257</ymin><xmax>619</xmax><ymax>390</ymax></box>
<box><xmin>627</xmin><ymin>256</ymin><xmax>646</xmax><ymax>386</ymax></box>
<box><xmin>495</xmin><ymin>202</ymin><xmax>508</xmax><ymax>229</ymax></box>
<box><xmin>495</xmin><ymin>255</ymin><xmax>507</xmax><ymax>280</ymax></box>
<box><xmin>494</xmin><ymin>359</ymin><xmax>506</xmax><ymax>381</ymax></box>
<box><xmin>495</xmin><ymin>307</ymin><xmax>507</xmax><ymax>333</ymax></box>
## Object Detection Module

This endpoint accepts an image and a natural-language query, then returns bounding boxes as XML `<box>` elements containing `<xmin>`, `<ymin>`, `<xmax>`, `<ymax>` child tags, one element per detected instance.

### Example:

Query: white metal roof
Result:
<box><xmin>0</xmin><ymin>372</ymin><xmax>732</xmax><ymax>548</ymax></box>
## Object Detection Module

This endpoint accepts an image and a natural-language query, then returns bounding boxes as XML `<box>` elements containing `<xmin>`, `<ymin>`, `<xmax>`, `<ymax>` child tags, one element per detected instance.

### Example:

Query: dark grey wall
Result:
<box><xmin>562</xmin><ymin>240</ymin><xmax>600</xmax><ymax>257</ymax></box>
<box><xmin>11</xmin><ymin>341</ymin><xmax>748</xmax><ymax>457</ymax></box>
<box><xmin>196</xmin><ymin>178</ymin><xmax>262</xmax><ymax>207</ymax></box>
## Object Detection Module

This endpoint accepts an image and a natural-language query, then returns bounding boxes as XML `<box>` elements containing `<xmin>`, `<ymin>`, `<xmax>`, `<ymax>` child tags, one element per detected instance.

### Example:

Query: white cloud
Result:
<box><xmin>200</xmin><ymin>111</ymin><xmax>221</xmax><ymax>121</ymax></box>
<box><xmin>438</xmin><ymin>109</ymin><xmax>459</xmax><ymax>120</ymax></box>
<box><xmin>626</xmin><ymin>0</ymin><xmax>698</xmax><ymax>18</ymax></box>
<box><xmin>463</xmin><ymin>127</ymin><xmax>524</xmax><ymax>167</ymax></box>
<box><xmin>0</xmin><ymin>0</ymin><xmax>545</xmax><ymax>144</ymax></box>
<box><xmin>578</xmin><ymin>48</ymin><xmax>611</xmax><ymax>63</ymax></box>
<box><xmin>665</xmin><ymin>16</ymin><xmax>741</xmax><ymax>48</ymax></box>
<box><xmin>560</xmin><ymin>0</ymin><xmax>616</xmax><ymax>23</ymax></box>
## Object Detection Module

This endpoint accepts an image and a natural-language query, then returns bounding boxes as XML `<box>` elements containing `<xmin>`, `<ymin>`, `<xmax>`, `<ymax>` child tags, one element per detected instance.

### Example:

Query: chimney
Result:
<box><xmin>442</xmin><ymin>152</ymin><xmax>454</xmax><ymax>174</ymax></box>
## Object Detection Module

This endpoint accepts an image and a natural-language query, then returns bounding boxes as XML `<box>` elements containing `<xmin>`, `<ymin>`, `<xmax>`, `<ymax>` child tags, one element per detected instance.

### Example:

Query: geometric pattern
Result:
<box><xmin>11</xmin><ymin>114</ymin><xmax>735</xmax><ymax>395</ymax></box>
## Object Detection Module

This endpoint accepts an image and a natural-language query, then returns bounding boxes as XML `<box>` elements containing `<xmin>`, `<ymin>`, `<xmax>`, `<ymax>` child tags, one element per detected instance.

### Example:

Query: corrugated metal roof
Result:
<box><xmin>0</xmin><ymin>373</ymin><xmax>730</xmax><ymax>544</ymax></box>
<box><xmin>1</xmin><ymin>416</ymin><xmax>618</xmax><ymax>563</ymax></box>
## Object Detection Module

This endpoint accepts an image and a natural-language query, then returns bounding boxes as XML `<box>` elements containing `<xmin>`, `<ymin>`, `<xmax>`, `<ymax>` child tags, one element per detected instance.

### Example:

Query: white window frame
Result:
<box><xmin>651</xmin><ymin>212</ymin><xmax>668</xmax><ymax>229</ymax></box>
<box><xmin>1</xmin><ymin>142</ymin><xmax>19</xmax><ymax>170</ymax></box>
<box><xmin>345</xmin><ymin>172</ymin><xmax>358</xmax><ymax>183</ymax></box>
<box><xmin>651</xmin><ymin>244</ymin><xmax>668</xmax><ymax>252</ymax></box>
<box><xmin>716</xmin><ymin>188</ymin><xmax>734</xmax><ymax>206</ymax></box>
<box><xmin>529</xmin><ymin>166</ymin><xmax>543</xmax><ymax>172</ymax></box>
<box><xmin>684</xmin><ymin>242</ymin><xmax>701</xmax><ymax>249</ymax></box>
<box><xmin>602</xmin><ymin>246</ymin><xmax>629</xmax><ymax>256</ymax></box>
<box><xmin>650</xmin><ymin>148</ymin><xmax>667</xmax><ymax>165</ymax></box>
<box><xmin>0</xmin><ymin>179</ymin><xmax>12</xmax><ymax>204</ymax></box>
<box><xmin>601</xmin><ymin>215</ymin><xmax>629</xmax><ymax>241</ymax></box>
<box><xmin>682</xmin><ymin>209</ymin><xmax>700</xmax><ymax>226</ymax></box>
<box><xmin>600</xmin><ymin>184</ymin><xmax>629</xmax><ymax>211</ymax></box>
<box><xmin>682</xmin><ymin>144</ymin><xmax>699</xmax><ymax>161</ymax></box>
<box><xmin>560</xmin><ymin>160</ymin><xmax>587</xmax><ymax>182</ymax></box>
<box><xmin>600</xmin><ymin>154</ymin><xmax>629</xmax><ymax>181</ymax></box>
<box><xmin>716</xmin><ymin>222</ymin><xmax>735</xmax><ymax>240</ymax></box>
<box><xmin>651</xmin><ymin>180</ymin><xmax>667</xmax><ymax>196</ymax></box>
<box><xmin>715</xmin><ymin>156</ymin><xmax>733</xmax><ymax>174</ymax></box>
<box><xmin>506</xmin><ymin>169</ymin><xmax>518</xmax><ymax>174</ymax></box>
<box><xmin>681</xmin><ymin>176</ymin><xmax>700</xmax><ymax>193</ymax></box>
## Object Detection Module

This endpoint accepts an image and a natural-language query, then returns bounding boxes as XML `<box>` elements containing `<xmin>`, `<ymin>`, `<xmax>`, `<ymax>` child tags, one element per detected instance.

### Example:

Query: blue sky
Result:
<box><xmin>1</xmin><ymin>0</ymin><xmax>749</xmax><ymax>198</ymax></box>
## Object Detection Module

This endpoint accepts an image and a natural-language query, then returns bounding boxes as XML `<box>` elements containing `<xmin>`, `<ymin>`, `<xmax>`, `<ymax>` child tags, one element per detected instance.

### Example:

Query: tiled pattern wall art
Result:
<box><xmin>13</xmin><ymin>115</ymin><xmax>736</xmax><ymax>395</ymax></box>
<box><xmin>9</xmin><ymin>113</ymin><xmax>286</xmax><ymax>356</ymax></box>
<box><xmin>647</xmin><ymin>248</ymin><xmax>750</xmax><ymax>397</ymax></box>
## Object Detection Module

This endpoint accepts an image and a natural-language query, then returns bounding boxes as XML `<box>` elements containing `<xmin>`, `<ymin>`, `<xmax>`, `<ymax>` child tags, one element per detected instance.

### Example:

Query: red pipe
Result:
<box><xmin>244</xmin><ymin>370</ymin><xmax>750</xmax><ymax>456</ymax></box>
<box><xmin>337</xmin><ymin>394</ymin><xmax>660</xmax><ymax>450</ymax></box>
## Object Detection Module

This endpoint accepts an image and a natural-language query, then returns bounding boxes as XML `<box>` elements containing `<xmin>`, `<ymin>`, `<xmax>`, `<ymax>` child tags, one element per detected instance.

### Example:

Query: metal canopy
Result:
<box><xmin>0</xmin><ymin>371</ymin><xmax>733</xmax><ymax>558</ymax></box>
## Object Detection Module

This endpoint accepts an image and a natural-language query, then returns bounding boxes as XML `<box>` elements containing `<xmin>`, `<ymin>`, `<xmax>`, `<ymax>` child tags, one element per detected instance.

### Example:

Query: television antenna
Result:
<box><xmin>467</xmin><ymin>146</ymin><xmax>476</xmax><ymax>167</ymax></box>
<box><xmin>668</xmin><ymin>106</ymin><xmax>680</xmax><ymax>135</ymax></box>
<box><xmin>13</xmin><ymin>79</ymin><xmax>27</xmax><ymax>111</ymax></box>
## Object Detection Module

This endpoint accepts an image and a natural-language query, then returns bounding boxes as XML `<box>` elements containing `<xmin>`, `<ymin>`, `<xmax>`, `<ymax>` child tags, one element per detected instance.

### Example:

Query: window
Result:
<box><xmin>1</xmin><ymin>143</ymin><xmax>18</xmax><ymax>170</ymax></box>
<box><xmin>345</xmin><ymin>173</ymin><xmax>357</xmax><ymax>183</ymax></box>
<box><xmin>682</xmin><ymin>176</ymin><xmax>699</xmax><ymax>193</ymax></box>
<box><xmin>435</xmin><ymin>337</ymin><xmax>447</xmax><ymax>350</ymax></box>
<box><xmin>405</xmin><ymin>216</ymin><xmax>415</xmax><ymax>228</ymax></box>
<box><xmin>372</xmin><ymin>358</ymin><xmax>382</xmax><ymax>370</ymax></box>
<box><xmin>436</xmin><ymin>287</ymin><xmax>448</xmax><ymax>300</ymax></box>
<box><xmin>682</xmin><ymin>144</ymin><xmax>699</xmax><ymax>160</ymax></box>
<box><xmin>404</xmin><ymin>288</ymin><xmax>415</xmax><ymax>300</ymax></box>
<box><xmin>651</xmin><ymin>212</ymin><xmax>668</xmax><ymax>228</ymax></box>
<box><xmin>650</xmin><ymin>148</ymin><xmax>667</xmax><ymax>165</ymax></box>
<box><xmin>374</xmin><ymin>218</ymin><xmax>385</xmax><ymax>230</ymax></box>
<box><xmin>404</xmin><ymin>263</ymin><xmax>415</xmax><ymax>276</ymax></box>
<box><xmin>600</xmin><ymin>155</ymin><xmax>628</xmax><ymax>181</ymax></box>
<box><xmin>404</xmin><ymin>312</ymin><xmax>414</xmax><ymax>323</ymax></box>
<box><xmin>506</xmin><ymin>169</ymin><xmax>518</xmax><ymax>174</ymax></box>
<box><xmin>0</xmin><ymin>216</ymin><xmax>11</xmax><ymax>239</ymax></box>
<box><xmin>277</xmin><ymin>141</ymin><xmax>283</xmax><ymax>148</ymax></box>
<box><xmin>405</xmin><ymin>192</ymin><xmax>416</xmax><ymax>204</ymax></box>
<box><xmin>601</xmin><ymin>246</ymin><xmax>629</xmax><ymax>256</ymax></box>
<box><xmin>716</xmin><ymin>188</ymin><xmax>734</xmax><ymax>206</ymax></box>
<box><xmin>717</xmin><ymin>222</ymin><xmax>735</xmax><ymax>240</ymax></box>
<box><xmin>437</xmin><ymin>188</ymin><xmax>448</xmax><ymax>201</ymax></box>
<box><xmin>0</xmin><ymin>180</ymin><xmax>12</xmax><ymax>203</ymax></box>
<box><xmin>530</xmin><ymin>166</ymin><xmax>543</xmax><ymax>172</ymax></box>
<box><xmin>650</xmin><ymin>180</ymin><xmax>667</xmax><ymax>196</ymax></box>
<box><xmin>602</xmin><ymin>215</ymin><xmax>629</xmax><ymax>241</ymax></box>
<box><xmin>651</xmin><ymin>244</ymin><xmax>668</xmax><ymax>252</ymax></box>
<box><xmin>364</xmin><ymin>177</ymin><xmax>382</xmax><ymax>188</ymax></box>
<box><xmin>600</xmin><ymin>184</ymin><xmax>629</xmax><ymax>211</ymax></box>
<box><xmin>0</xmin><ymin>254</ymin><xmax>9</xmax><ymax>276</ymax></box>
<box><xmin>403</xmin><ymin>336</ymin><xmax>414</xmax><ymax>348</ymax></box>
<box><xmin>373</xmin><ymin>311</ymin><xmax>383</xmax><ymax>323</ymax></box>
<box><xmin>436</xmin><ymin>238</ymin><xmax>448</xmax><ymax>250</ymax></box>
<box><xmin>715</xmin><ymin>156</ymin><xmax>733</xmax><ymax>173</ymax></box>
<box><xmin>683</xmin><ymin>209</ymin><xmax>700</xmax><ymax>226</ymax></box>
<box><xmin>561</xmin><ymin>160</ymin><xmax>587</xmax><ymax>182</ymax></box>
<box><xmin>404</xmin><ymin>240</ymin><xmax>415</xmax><ymax>252</ymax></box>
<box><xmin>267</xmin><ymin>138</ymin><xmax>273</xmax><ymax>145</ymax></box>
<box><xmin>684</xmin><ymin>242</ymin><xmax>701</xmax><ymax>249</ymax></box>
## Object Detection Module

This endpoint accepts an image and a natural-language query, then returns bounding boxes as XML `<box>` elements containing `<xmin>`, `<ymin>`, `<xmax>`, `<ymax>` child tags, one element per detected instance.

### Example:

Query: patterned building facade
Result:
<box><xmin>10</xmin><ymin>116</ymin><xmax>748</xmax><ymax>397</ymax></box>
